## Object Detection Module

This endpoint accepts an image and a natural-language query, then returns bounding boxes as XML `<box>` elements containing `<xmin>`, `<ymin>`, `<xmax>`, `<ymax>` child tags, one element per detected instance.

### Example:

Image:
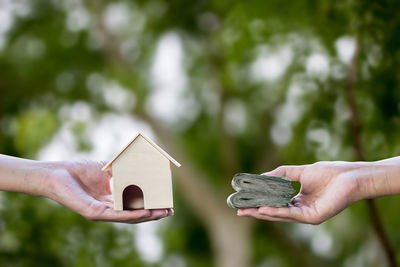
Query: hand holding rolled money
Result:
<box><xmin>227</xmin><ymin>173</ymin><xmax>296</xmax><ymax>209</ymax></box>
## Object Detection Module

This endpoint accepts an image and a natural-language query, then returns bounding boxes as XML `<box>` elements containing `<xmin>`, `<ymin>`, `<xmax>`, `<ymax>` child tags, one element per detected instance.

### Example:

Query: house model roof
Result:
<box><xmin>102</xmin><ymin>132</ymin><xmax>181</xmax><ymax>171</ymax></box>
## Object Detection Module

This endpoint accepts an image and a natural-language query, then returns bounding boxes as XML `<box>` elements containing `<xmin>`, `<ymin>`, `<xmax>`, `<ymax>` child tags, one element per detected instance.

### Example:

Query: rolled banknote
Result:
<box><xmin>227</xmin><ymin>173</ymin><xmax>296</xmax><ymax>209</ymax></box>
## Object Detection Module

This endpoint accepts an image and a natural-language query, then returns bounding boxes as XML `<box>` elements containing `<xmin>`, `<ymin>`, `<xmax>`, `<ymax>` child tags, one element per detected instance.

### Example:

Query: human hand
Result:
<box><xmin>237</xmin><ymin>161</ymin><xmax>370</xmax><ymax>224</ymax></box>
<box><xmin>45</xmin><ymin>160</ymin><xmax>173</xmax><ymax>223</ymax></box>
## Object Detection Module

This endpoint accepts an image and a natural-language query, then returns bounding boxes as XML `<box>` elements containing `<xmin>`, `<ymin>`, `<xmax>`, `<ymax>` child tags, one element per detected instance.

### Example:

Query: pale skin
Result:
<box><xmin>0</xmin><ymin>154</ymin><xmax>173</xmax><ymax>224</ymax></box>
<box><xmin>238</xmin><ymin>157</ymin><xmax>400</xmax><ymax>224</ymax></box>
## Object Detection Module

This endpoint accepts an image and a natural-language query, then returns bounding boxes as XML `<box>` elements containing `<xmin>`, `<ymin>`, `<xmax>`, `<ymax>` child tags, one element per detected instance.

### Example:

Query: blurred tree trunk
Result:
<box><xmin>139</xmin><ymin>113</ymin><xmax>252</xmax><ymax>267</ymax></box>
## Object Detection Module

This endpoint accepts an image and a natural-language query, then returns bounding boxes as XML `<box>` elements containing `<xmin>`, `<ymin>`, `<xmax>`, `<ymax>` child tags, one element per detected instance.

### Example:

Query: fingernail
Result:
<box><xmin>170</xmin><ymin>209</ymin><xmax>174</xmax><ymax>216</ymax></box>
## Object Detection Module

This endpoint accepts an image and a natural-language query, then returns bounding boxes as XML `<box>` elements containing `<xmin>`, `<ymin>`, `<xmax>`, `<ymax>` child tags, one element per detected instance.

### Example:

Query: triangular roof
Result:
<box><xmin>102</xmin><ymin>132</ymin><xmax>181</xmax><ymax>171</ymax></box>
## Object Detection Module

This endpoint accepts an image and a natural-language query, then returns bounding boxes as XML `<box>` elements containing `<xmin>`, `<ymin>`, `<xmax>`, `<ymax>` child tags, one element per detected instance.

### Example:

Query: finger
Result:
<box><xmin>262</xmin><ymin>165</ymin><xmax>308</xmax><ymax>181</ymax></box>
<box><xmin>167</xmin><ymin>208</ymin><xmax>174</xmax><ymax>216</ymax></box>
<box><xmin>237</xmin><ymin>208</ymin><xmax>258</xmax><ymax>217</ymax></box>
<box><xmin>97</xmin><ymin>208</ymin><xmax>152</xmax><ymax>222</ymax></box>
<box><xmin>251</xmin><ymin>214</ymin><xmax>298</xmax><ymax>223</ymax></box>
<box><xmin>98</xmin><ymin>195</ymin><xmax>114</xmax><ymax>205</ymax></box>
<box><xmin>147</xmin><ymin>209</ymin><xmax>170</xmax><ymax>220</ymax></box>
<box><xmin>94</xmin><ymin>207</ymin><xmax>173</xmax><ymax>223</ymax></box>
<box><xmin>127</xmin><ymin>209</ymin><xmax>171</xmax><ymax>224</ymax></box>
<box><xmin>237</xmin><ymin>208</ymin><xmax>297</xmax><ymax>223</ymax></box>
<box><xmin>99</xmin><ymin>160</ymin><xmax>113</xmax><ymax>177</ymax></box>
<box><xmin>258</xmin><ymin>206</ymin><xmax>305</xmax><ymax>221</ymax></box>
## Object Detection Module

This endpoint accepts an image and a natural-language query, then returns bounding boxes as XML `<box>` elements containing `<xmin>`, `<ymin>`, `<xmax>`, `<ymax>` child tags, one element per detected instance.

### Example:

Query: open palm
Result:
<box><xmin>238</xmin><ymin>161</ymin><xmax>364</xmax><ymax>224</ymax></box>
<box><xmin>46</xmin><ymin>160</ymin><xmax>172</xmax><ymax>223</ymax></box>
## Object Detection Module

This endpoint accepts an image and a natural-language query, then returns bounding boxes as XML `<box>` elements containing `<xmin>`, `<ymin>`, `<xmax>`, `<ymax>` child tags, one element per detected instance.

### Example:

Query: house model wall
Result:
<box><xmin>102</xmin><ymin>133</ymin><xmax>181</xmax><ymax>210</ymax></box>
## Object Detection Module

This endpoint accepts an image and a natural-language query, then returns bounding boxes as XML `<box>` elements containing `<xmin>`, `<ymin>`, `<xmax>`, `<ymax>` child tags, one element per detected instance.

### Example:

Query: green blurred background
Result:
<box><xmin>0</xmin><ymin>0</ymin><xmax>399</xmax><ymax>266</ymax></box>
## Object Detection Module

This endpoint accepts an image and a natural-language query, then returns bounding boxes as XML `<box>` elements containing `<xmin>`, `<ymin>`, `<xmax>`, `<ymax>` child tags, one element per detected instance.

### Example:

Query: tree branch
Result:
<box><xmin>345</xmin><ymin>38</ymin><xmax>397</xmax><ymax>267</ymax></box>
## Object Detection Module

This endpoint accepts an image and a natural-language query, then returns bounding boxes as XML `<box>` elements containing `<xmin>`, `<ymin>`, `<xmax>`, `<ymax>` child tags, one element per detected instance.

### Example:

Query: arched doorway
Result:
<box><xmin>122</xmin><ymin>185</ymin><xmax>144</xmax><ymax>210</ymax></box>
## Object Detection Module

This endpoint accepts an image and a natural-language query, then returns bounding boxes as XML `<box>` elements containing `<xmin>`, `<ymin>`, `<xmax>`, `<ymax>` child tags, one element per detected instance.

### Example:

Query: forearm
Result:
<box><xmin>0</xmin><ymin>154</ymin><xmax>56</xmax><ymax>197</ymax></box>
<box><xmin>357</xmin><ymin>156</ymin><xmax>400</xmax><ymax>199</ymax></box>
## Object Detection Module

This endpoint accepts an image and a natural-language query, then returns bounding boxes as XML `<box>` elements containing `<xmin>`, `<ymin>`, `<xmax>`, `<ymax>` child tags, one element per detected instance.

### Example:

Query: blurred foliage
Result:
<box><xmin>14</xmin><ymin>108</ymin><xmax>59</xmax><ymax>157</ymax></box>
<box><xmin>0</xmin><ymin>0</ymin><xmax>399</xmax><ymax>266</ymax></box>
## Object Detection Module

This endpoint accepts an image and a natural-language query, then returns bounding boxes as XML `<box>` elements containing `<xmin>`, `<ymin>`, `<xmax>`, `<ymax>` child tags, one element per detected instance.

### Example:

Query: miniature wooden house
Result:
<box><xmin>102</xmin><ymin>133</ymin><xmax>181</xmax><ymax>210</ymax></box>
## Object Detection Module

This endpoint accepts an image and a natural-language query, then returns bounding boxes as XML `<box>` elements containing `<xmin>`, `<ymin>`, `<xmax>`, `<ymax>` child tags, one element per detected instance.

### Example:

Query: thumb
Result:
<box><xmin>100</xmin><ymin>161</ymin><xmax>113</xmax><ymax>177</ymax></box>
<box><xmin>262</xmin><ymin>165</ymin><xmax>308</xmax><ymax>182</ymax></box>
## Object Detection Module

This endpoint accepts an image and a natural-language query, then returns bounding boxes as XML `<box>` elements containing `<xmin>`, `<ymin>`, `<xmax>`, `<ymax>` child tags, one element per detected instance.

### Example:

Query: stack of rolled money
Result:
<box><xmin>227</xmin><ymin>173</ymin><xmax>296</xmax><ymax>209</ymax></box>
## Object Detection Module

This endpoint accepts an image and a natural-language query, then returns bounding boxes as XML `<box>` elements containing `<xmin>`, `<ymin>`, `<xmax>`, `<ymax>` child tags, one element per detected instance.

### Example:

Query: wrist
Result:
<box><xmin>24</xmin><ymin>161</ymin><xmax>57</xmax><ymax>197</ymax></box>
<box><xmin>339</xmin><ymin>162</ymin><xmax>372</xmax><ymax>203</ymax></box>
<box><xmin>0</xmin><ymin>155</ymin><xmax>71</xmax><ymax>198</ymax></box>
<box><xmin>354</xmin><ymin>160</ymin><xmax>400</xmax><ymax>200</ymax></box>
<box><xmin>36</xmin><ymin>161</ymin><xmax>71</xmax><ymax>199</ymax></box>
